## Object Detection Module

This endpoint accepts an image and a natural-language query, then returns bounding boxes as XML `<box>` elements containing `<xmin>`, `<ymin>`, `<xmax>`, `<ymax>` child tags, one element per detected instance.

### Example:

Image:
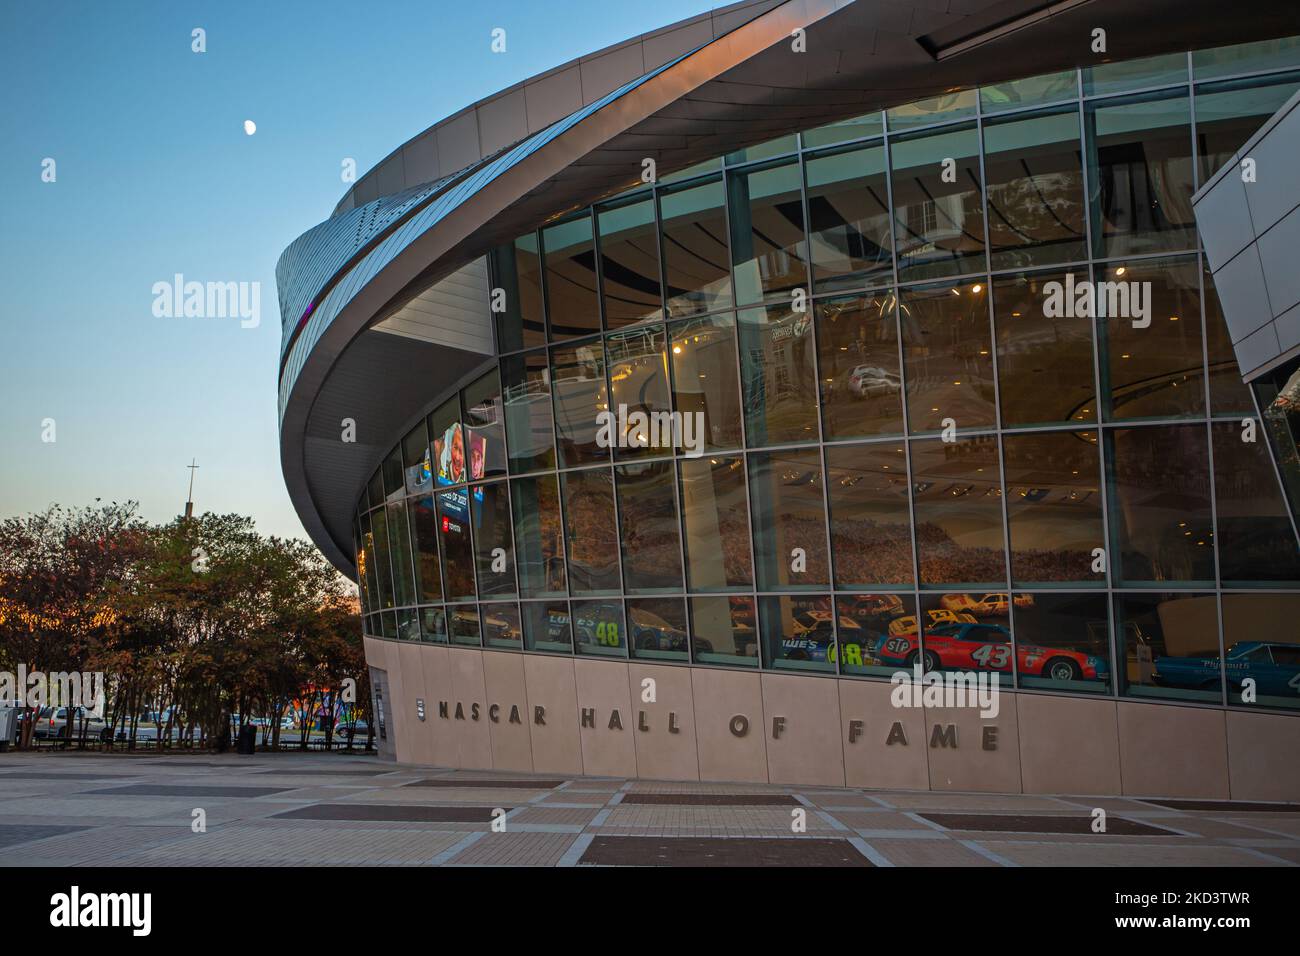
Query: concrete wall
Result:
<box><xmin>362</xmin><ymin>637</ymin><xmax>1300</xmax><ymax>799</ymax></box>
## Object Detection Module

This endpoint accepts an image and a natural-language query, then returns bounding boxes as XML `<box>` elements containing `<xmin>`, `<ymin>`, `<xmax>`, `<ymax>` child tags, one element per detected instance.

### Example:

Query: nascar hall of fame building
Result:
<box><xmin>277</xmin><ymin>0</ymin><xmax>1300</xmax><ymax>798</ymax></box>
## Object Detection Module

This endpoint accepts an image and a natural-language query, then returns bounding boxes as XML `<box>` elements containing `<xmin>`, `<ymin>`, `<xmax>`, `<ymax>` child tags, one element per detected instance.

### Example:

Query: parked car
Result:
<box><xmin>1155</xmin><ymin>640</ymin><xmax>1300</xmax><ymax>696</ymax></box>
<box><xmin>874</xmin><ymin>622</ymin><xmax>1107</xmax><ymax>682</ymax></box>
<box><xmin>939</xmin><ymin>592</ymin><xmax>1034</xmax><ymax>617</ymax></box>
<box><xmin>847</xmin><ymin>365</ymin><xmax>901</xmax><ymax>399</ymax></box>
<box><xmin>887</xmin><ymin>609</ymin><xmax>977</xmax><ymax>636</ymax></box>
<box><xmin>33</xmin><ymin>706</ymin><xmax>109</xmax><ymax>740</ymax></box>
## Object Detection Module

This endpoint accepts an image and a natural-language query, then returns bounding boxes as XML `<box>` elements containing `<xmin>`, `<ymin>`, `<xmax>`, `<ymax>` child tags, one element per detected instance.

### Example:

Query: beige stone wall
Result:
<box><xmin>365</xmin><ymin>639</ymin><xmax>1300</xmax><ymax>799</ymax></box>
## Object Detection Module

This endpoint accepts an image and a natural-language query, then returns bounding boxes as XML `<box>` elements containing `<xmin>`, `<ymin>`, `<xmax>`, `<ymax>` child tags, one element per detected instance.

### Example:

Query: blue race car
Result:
<box><xmin>1155</xmin><ymin>641</ymin><xmax>1300</xmax><ymax>696</ymax></box>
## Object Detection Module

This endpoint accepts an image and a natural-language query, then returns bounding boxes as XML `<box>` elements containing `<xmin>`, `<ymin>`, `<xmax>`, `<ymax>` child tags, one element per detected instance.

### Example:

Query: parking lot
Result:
<box><xmin>0</xmin><ymin>752</ymin><xmax>1297</xmax><ymax>866</ymax></box>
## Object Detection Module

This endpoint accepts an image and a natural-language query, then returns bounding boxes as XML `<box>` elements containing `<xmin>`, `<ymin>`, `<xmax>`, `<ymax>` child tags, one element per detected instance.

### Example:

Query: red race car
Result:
<box><xmin>873</xmin><ymin>622</ymin><xmax>1108</xmax><ymax>682</ymax></box>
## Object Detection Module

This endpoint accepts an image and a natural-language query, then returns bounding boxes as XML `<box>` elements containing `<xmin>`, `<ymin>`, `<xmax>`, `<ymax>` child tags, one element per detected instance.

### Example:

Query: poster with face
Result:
<box><xmin>434</xmin><ymin>422</ymin><xmax>466</xmax><ymax>485</ymax></box>
<box><xmin>467</xmin><ymin>429</ymin><xmax>486</xmax><ymax>481</ymax></box>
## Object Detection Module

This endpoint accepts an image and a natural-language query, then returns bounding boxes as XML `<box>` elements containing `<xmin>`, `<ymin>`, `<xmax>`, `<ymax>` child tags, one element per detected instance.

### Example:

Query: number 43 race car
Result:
<box><xmin>872</xmin><ymin>622</ymin><xmax>1108</xmax><ymax>682</ymax></box>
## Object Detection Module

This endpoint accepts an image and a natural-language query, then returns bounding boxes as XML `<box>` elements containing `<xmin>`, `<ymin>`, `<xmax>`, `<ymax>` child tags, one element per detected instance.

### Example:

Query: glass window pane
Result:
<box><xmin>802</xmin><ymin>112</ymin><xmax>883</xmax><ymax>149</ymax></box>
<box><xmin>983</xmin><ymin>108</ymin><xmax>1088</xmax><ymax>270</ymax></box>
<box><xmin>1003</xmin><ymin>430</ymin><xmax>1105</xmax><ymax>586</ymax></box>
<box><xmin>887</xmin><ymin>89</ymin><xmax>976</xmax><ymax>130</ymax></box>
<box><xmin>980</xmin><ymin>71</ymin><xmax>1077</xmax><ymax>114</ymax></box>
<box><xmin>354</xmin><ymin>516</ymin><xmax>372</xmax><ymax>616</ymax></box>
<box><xmin>409</xmin><ymin>495</ymin><xmax>444</xmax><ymax>602</ymax></box>
<box><xmin>435</xmin><ymin>488</ymin><xmax>476</xmax><ymax>600</ymax></box>
<box><xmin>398</xmin><ymin>608</ymin><xmax>420</xmax><ymax>642</ymax></box>
<box><xmin>1116</xmin><ymin>592</ymin><xmax>1220</xmax><ymax>703</ymax></box>
<box><xmin>689</xmin><ymin>596</ymin><xmax>759</xmax><ymax>667</ymax></box>
<box><xmin>401</xmin><ymin>420</ymin><xmax>432</xmax><ymax>495</ymax></box>
<box><xmin>1212</xmin><ymin>421</ymin><xmax>1300</xmax><ymax>584</ymax></box>
<box><xmin>606</xmin><ymin>325</ymin><xmax>672</xmax><ymax>461</ymax></box>
<box><xmin>381</xmin><ymin>610</ymin><xmax>397</xmax><ymax>640</ymax></box>
<box><xmin>805</xmin><ymin>144</ymin><xmax>893</xmax><ymax>292</ymax></box>
<box><xmin>911</xmin><ymin>436</ymin><xmax>1007</xmax><ymax>588</ymax></box>
<box><xmin>1099</xmin><ymin>256</ymin><xmax>1205</xmax><ymax>421</ymax></box>
<box><xmin>382</xmin><ymin>447</ymin><xmax>404</xmax><ymax>503</ymax></box>
<box><xmin>543</xmin><ymin>214</ymin><xmax>599</xmax><ymax>340</ymax></box>
<box><xmin>501</xmin><ymin>349</ymin><xmax>556</xmax><ymax>473</ymax></box>
<box><xmin>449</xmin><ymin>605</ymin><xmax>481</xmax><ymax>646</ymax></box>
<box><xmin>511</xmin><ymin>474</ymin><xmax>566</xmax><ymax>597</ymax></box>
<box><xmin>759</xmin><ymin>594</ymin><xmax>836</xmax><ymax>673</ymax></box>
<box><xmin>573</xmin><ymin>599</ymin><xmax>626</xmax><ymax>657</ymax></box>
<box><xmin>900</xmin><ymin>281</ymin><xmax>995</xmax><ymax>433</ymax></box>
<box><xmin>1087</xmin><ymin>93</ymin><xmax>1196</xmax><ymax>257</ymax></box>
<box><xmin>420</xmin><ymin>606</ymin><xmax>447</xmax><ymax>643</ymax></box>
<box><xmin>1085</xmin><ymin>52</ymin><xmax>1188</xmax><ymax>95</ymax></box>
<box><xmin>679</xmin><ymin>455</ymin><xmax>753</xmax><ymax>591</ymax></box>
<box><xmin>825</xmin><ymin>443</ymin><xmax>914</xmax><ymax>587</ymax></box>
<box><xmin>1012</xmin><ymin>592</ymin><xmax>1112</xmax><ymax>692</ymax></box>
<box><xmin>561</xmin><ymin>467</ymin><xmax>620</xmax><ymax>595</ymax></box>
<box><xmin>1221</xmin><ymin>594</ymin><xmax>1300</xmax><ymax>710</ymax></box>
<box><xmin>370</xmin><ymin>506</ymin><xmax>395</xmax><ymax>609</ymax></box>
<box><xmin>1194</xmin><ymin>74</ymin><xmax>1300</xmax><ymax>184</ymax></box>
<box><xmin>660</xmin><ymin>156</ymin><xmax>721</xmax><ymax>185</ymax></box>
<box><xmin>462</xmin><ymin>369</ymin><xmax>506</xmax><ymax>480</ymax></box>
<box><xmin>481</xmin><ymin>602</ymin><xmax>522</xmax><ymax>650</ymax></box>
<box><xmin>1109</xmin><ymin>424</ymin><xmax>1215</xmax><ymax>585</ymax></box>
<box><xmin>551</xmin><ymin>339</ymin><xmax>610</xmax><ymax>467</ymax></box>
<box><xmin>628</xmin><ymin>597</ymin><xmax>688</xmax><ymax>662</ymax></box>
<box><xmin>471</xmin><ymin>481</ymin><xmax>515</xmax><ymax>597</ymax></box>
<box><xmin>906</xmin><ymin>594</ymin><xmax>1012</xmax><ymax>685</ymax></box>
<box><xmin>489</xmin><ymin>235</ymin><xmax>545</xmax><ymax>352</ymax></box>
<box><xmin>835</xmin><ymin>593</ymin><xmax>917</xmax><ymax>678</ymax></box>
<box><xmin>817</xmin><ymin>293</ymin><xmax>904</xmax><ymax>439</ymax></box>
<box><xmin>597</xmin><ymin>197</ymin><xmax>661</xmax><ymax>327</ymax></box>
<box><xmin>730</xmin><ymin>161</ymin><xmax>807</xmax><ymax>306</ymax></box>
<box><xmin>748</xmin><ymin>448</ymin><xmax>829</xmax><ymax>590</ymax></box>
<box><xmin>726</xmin><ymin>134</ymin><xmax>797</xmax><ymax>165</ymax></box>
<box><xmin>1193</xmin><ymin>35</ymin><xmax>1300</xmax><ymax>80</ymax></box>
<box><xmin>366</xmin><ymin>469</ymin><xmax>384</xmax><ymax>510</ymax></box>
<box><xmin>669</xmin><ymin>313</ymin><xmax>743</xmax><ymax>451</ymax></box>
<box><xmin>738</xmin><ymin>304</ymin><xmax>819</xmax><ymax>446</ymax></box>
<box><xmin>360</xmin><ymin>511</ymin><xmax>382</xmax><ymax>611</ymax></box>
<box><xmin>993</xmin><ymin>270</ymin><xmax>1096</xmax><ymax>426</ymax></box>
<box><xmin>660</xmin><ymin>178</ymin><xmax>732</xmax><ymax>317</ymax></box>
<box><xmin>1203</xmin><ymin>261</ymin><xmax>1254</xmax><ymax>414</ymax></box>
<box><xmin>1254</xmin><ymin>359</ymin><xmax>1300</xmax><ymax>519</ymax></box>
<box><xmin>616</xmin><ymin>460</ymin><xmax>683</xmax><ymax>593</ymax></box>
<box><xmin>522</xmin><ymin>600</ymin><xmax>573</xmax><ymax>654</ymax></box>
<box><xmin>891</xmin><ymin>124</ymin><xmax>985</xmax><ymax>280</ymax></box>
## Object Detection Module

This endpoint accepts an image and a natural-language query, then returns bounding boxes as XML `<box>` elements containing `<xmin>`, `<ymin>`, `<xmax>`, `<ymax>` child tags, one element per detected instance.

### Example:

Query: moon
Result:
<box><xmin>243</xmin><ymin>120</ymin><xmax>257</xmax><ymax>136</ymax></box>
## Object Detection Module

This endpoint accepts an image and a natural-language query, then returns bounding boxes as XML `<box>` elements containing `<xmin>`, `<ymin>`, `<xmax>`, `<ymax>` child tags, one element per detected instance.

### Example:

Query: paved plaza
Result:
<box><xmin>0</xmin><ymin>752</ymin><xmax>1297</xmax><ymax>866</ymax></box>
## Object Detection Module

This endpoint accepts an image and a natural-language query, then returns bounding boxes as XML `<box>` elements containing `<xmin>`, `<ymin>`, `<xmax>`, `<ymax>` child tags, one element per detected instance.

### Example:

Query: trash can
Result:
<box><xmin>236</xmin><ymin>724</ymin><xmax>257</xmax><ymax>755</ymax></box>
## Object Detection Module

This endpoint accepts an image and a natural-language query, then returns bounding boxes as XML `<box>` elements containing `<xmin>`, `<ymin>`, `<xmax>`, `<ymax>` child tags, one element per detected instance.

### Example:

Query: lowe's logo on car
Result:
<box><xmin>49</xmin><ymin>886</ymin><xmax>151</xmax><ymax>936</ymax></box>
<box><xmin>889</xmin><ymin>665</ymin><xmax>1000</xmax><ymax>719</ymax></box>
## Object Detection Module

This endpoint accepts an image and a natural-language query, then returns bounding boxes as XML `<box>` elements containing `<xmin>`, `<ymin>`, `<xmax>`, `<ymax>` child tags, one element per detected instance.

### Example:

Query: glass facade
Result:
<box><xmin>353</xmin><ymin>41</ymin><xmax>1300</xmax><ymax>716</ymax></box>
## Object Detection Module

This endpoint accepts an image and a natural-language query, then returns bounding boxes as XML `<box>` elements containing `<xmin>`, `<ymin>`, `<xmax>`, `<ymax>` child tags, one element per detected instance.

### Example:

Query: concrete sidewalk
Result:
<box><xmin>0</xmin><ymin>753</ymin><xmax>1296</xmax><ymax>866</ymax></box>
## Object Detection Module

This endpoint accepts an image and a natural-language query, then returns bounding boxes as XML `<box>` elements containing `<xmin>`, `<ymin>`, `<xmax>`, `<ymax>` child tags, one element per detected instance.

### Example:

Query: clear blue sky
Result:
<box><xmin>0</xmin><ymin>0</ymin><xmax>723</xmax><ymax>542</ymax></box>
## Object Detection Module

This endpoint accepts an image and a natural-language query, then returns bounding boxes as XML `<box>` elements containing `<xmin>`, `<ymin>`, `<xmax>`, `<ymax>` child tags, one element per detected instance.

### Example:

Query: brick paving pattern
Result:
<box><xmin>0</xmin><ymin>753</ymin><xmax>1295</xmax><ymax>866</ymax></box>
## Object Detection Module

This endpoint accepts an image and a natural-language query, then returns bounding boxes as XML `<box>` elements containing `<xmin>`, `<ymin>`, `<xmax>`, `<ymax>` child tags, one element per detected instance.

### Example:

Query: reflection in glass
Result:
<box><xmin>420</xmin><ymin>606</ymin><xmax>448</xmax><ymax>643</ymax></box>
<box><xmin>436</xmin><ymin>489</ymin><xmax>476</xmax><ymax>601</ymax></box>
<box><xmin>1087</xmin><ymin>93</ymin><xmax>1195</xmax><ymax>257</ymax></box>
<box><xmin>759</xmin><ymin>594</ymin><xmax>836</xmax><ymax>673</ymax></box>
<box><xmin>1012</xmin><ymin>593</ymin><xmax>1111</xmax><ymax>691</ymax></box>
<box><xmin>739</xmin><ymin>304</ymin><xmax>819</xmax><ymax>446</ymax></box>
<box><xmin>402</xmin><ymin>420</ymin><xmax>432</xmax><ymax>495</ymax></box>
<box><xmin>980</xmin><ymin>71</ymin><xmax>1077</xmax><ymax>113</ymax></box>
<box><xmin>1194</xmin><ymin>74</ymin><xmax>1300</xmax><ymax>184</ymax></box>
<box><xmin>891</xmin><ymin>125</ymin><xmax>985</xmax><ymax>280</ymax></box>
<box><xmin>817</xmin><ymin>293</ymin><xmax>903</xmax><ymax>440</ymax></box>
<box><xmin>449</xmin><ymin>605</ymin><xmax>482</xmax><ymax>647</ymax></box>
<box><xmin>597</xmin><ymin>197</ymin><xmax>661</xmax><ymax>327</ymax></box>
<box><xmin>669</xmin><ymin>313</ymin><xmax>743</xmax><ymax>450</ymax></box>
<box><xmin>1109</xmin><ymin>425</ymin><xmax>1215</xmax><ymax>585</ymax></box>
<box><xmin>805</xmin><ymin>144</ymin><xmax>892</xmax><ymax>292</ymax></box>
<box><xmin>627</xmin><ymin>597</ymin><xmax>689</xmax><ymax>662</ymax></box>
<box><xmin>802</xmin><ymin>112</ymin><xmax>883</xmax><ymax>149</ymax></box>
<box><xmin>409</xmin><ymin>495</ymin><xmax>443</xmax><ymax>602</ymax></box>
<box><xmin>616</xmin><ymin>460</ymin><xmax>683</xmax><ymax>593</ymax></box>
<box><xmin>983</xmin><ymin>108</ymin><xmax>1087</xmax><ymax>269</ymax></box>
<box><xmin>900</xmin><ymin>281</ymin><xmax>995</xmax><ymax>433</ymax></box>
<box><xmin>462</xmin><ymin>369</ymin><xmax>506</xmax><ymax>479</ymax></box>
<box><xmin>501</xmin><ymin>349</ymin><xmax>556</xmax><ymax>473</ymax></box>
<box><xmin>543</xmin><ymin>214</ymin><xmax>599</xmax><ymax>340</ymax></box>
<box><xmin>911</xmin><ymin>437</ymin><xmax>1007</xmax><ymax>587</ymax></box>
<box><xmin>679</xmin><ymin>456</ymin><xmax>752</xmax><ymax>591</ymax></box>
<box><xmin>1203</xmin><ymin>262</ymin><xmax>1254</xmax><ymax>414</ymax></box>
<box><xmin>1211</xmin><ymin>421</ymin><xmax>1300</xmax><ymax>584</ymax></box>
<box><xmin>887</xmin><ymin>89</ymin><xmax>976</xmax><ymax>130</ymax></box>
<box><xmin>689</xmin><ymin>596</ymin><xmax>758</xmax><ymax>666</ymax></box>
<box><xmin>480</xmin><ymin>601</ymin><xmax>522</xmax><ymax>650</ymax></box>
<box><xmin>551</xmin><ymin>339</ymin><xmax>610</xmax><ymax>467</ymax></box>
<box><xmin>489</xmin><ymin>235</ymin><xmax>545</xmax><ymax>351</ymax></box>
<box><xmin>522</xmin><ymin>600</ymin><xmax>572</xmax><ymax>654</ymax></box>
<box><xmin>511</xmin><ymin>474</ymin><xmax>566</xmax><ymax>597</ymax></box>
<box><xmin>572</xmin><ymin>599</ymin><xmax>626</xmax><ymax>657</ymax></box>
<box><xmin>825</xmin><ymin>443</ymin><xmax>914</xmax><ymax>587</ymax></box>
<box><xmin>1002</xmin><ymin>430</ymin><xmax>1104</xmax><ymax>586</ymax></box>
<box><xmin>398</xmin><ymin>608</ymin><xmax>420</xmax><ymax>641</ymax></box>
<box><xmin>561</xmin><ymin>468</ymin><xmax>620</xmax><ymax>595</ymax></box>
<box><xmin>370</xmin><ymin>507</ymin><xmax>395</xmax><ymax>609</ymax></box>
<box><xmin>835</xmin><ymin>593</ymin><xmax>916</xmax><ymax>677</ymax></box>
<box><xmin>1084</xmin><ymin>53</ymin><xmax>1187</xmax><ymax>95</ymax></box>
<box><xmin>387</xmin><ymin>499</ymin><xmax>416</xmax><ymax>606</ymax></box>
<box><xmin>1253</xmin><ymin>356</ymin><xmax>1300</xmax><ymax>522</ymax></box>
<box><xmin>730</xmin><ymin>161</ymin><xmax>807</xmax><ymax>306</ymax></box>
<box><xmin>748</xmin><ymin>449</ymin><xmax>829</xmax><ymax>590</ymax></box>
<box><xmin>606</xmin><ymin>325</ymin><xmax>671</xmax><ymax>461</ymax></box>
<box><xmin>1116</xmin><ymin>592</ymin><xmax>1221</xmax><ymax>703</ymax></box>
<box><xmin>1193</xmin><ymin>36</ymin><xmax>1300</xmax><ymax>80</ymax></box>
<box><xmin>1221</xmin><ymin>594</ymin><xmax>1300</xmax><ymax>710</ymax></box>
<box><xmin>660</xmin><ymin>179</ymin><xmax>731</xmax><ymax>316</ymax></box>
<box><xmin>471</xmin><ymin>481</ymin><xmax>515</xmax><ymax>597</ymax></box>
